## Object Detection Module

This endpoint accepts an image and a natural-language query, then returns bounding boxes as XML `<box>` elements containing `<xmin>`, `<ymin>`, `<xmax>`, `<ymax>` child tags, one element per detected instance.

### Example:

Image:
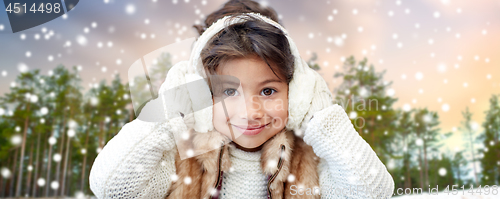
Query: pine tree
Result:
<box><xmin>459</xmin><ymin>107</ymin><xmax>480</xmax><ymax>186</ymax></box>
<box><xmin>451</xmin><ymin>151</ymin><xmax>469</xmax><ymax>185</ymax></box>
<box><xmin>413</xmin><ymin>109</ymin><xmax>443</xmax><ymax>188</ymax></box>
<box><xmin>393</xmin><ymin>110</ymin><xmax>415</xmax><ymax>189</ymax></box>
<box><xmin>333</xmin><ymin>56</ymin><xmax>398</xmax><ymax>164</ymax></box>
<box><xmin>479</xmin><ymin>94</ymin><xmax>500</xmax><ymax>184</ymax></box>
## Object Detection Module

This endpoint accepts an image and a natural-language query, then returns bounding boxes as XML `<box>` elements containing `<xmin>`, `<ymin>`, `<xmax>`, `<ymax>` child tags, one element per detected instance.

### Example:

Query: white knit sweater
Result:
<box><xmin>219</xmin><ymin>145</ymin><xmax>268</xmax><ymax>199</ymax></box>
<box><xmin>89</xmin><ymin>105</ymin><xmax>395</xmax><ymax>199</ymax></box>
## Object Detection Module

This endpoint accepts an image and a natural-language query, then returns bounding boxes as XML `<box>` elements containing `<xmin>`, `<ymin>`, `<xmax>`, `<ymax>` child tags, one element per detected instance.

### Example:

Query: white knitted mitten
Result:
<box><xmin>89</xmin><ymin>118</ymin><xmax>183</xmax><ymax>199</ymax></box>
<box><xmin>303</xmin><ymin>104</ymin><xmax>394</xmax><ymax>199</ymax></box>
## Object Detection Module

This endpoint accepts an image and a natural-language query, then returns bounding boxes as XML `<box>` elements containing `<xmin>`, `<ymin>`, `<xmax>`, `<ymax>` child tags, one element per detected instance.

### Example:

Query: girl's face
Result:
<box><xmin>212</xmin><ymin>56</ymin><xmax>289</xmax><ymax>151</ymax></box>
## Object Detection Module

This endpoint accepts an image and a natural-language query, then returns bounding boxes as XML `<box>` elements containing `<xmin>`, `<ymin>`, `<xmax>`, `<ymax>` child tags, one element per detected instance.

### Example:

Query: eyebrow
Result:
<box><xmin>258</xmin><ymin>79</ymin><xmax>284</xmax><ymax>86</ymax></box>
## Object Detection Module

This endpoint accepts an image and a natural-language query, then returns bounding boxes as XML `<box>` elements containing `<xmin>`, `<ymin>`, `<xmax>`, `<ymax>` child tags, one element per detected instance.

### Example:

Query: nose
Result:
<box><xmin>240</xmin><ymin>94</ymin><xmax>264</xmax><ymax>120</ymax></box>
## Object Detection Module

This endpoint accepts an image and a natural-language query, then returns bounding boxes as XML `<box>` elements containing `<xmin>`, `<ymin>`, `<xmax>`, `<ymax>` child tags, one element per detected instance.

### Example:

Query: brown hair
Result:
<box><xmin>193</xmin><ymin>0</ymin><xmax>281</xmax><ymax>35</ymax></box>
<box><xmin>200</xmin><ymin>15</ymin><xmax>294</xmax><ymax>85</ymax></box>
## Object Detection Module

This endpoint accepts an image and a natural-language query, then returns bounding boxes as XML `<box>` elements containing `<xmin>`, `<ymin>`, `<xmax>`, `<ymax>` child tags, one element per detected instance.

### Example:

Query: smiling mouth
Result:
<box><xmin>232</xmin><ymin>123</ymin><xmax>271</xmax><ymax>136</ymax></box>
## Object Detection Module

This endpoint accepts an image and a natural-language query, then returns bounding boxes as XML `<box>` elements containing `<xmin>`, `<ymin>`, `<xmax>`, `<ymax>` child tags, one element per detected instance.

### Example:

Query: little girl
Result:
<box><xmin>89</xmin><ymin>1</ymin><xmax>394</xmax><ymax>198</ymax></box>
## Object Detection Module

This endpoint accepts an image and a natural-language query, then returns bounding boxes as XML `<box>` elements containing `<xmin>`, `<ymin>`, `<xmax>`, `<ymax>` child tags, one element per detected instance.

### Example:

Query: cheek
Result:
<box><xmin>213</xmin><ymin>102</ymin><xmax>231</xmax><ymax>134</ymax></box>
<box><xmin>265</xmin><ymin>97</ymin><xmax>289</xmax><ymax>125</ymax></box>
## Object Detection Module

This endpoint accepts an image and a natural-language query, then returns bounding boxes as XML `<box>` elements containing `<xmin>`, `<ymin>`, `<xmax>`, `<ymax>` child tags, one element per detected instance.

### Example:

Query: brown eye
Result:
<box><xmin>224</xmin><ymin>88</ymin><xmax>238</xmax><ymax>96</ymax></box>
<box><xmin>261</xmin><ymin>88</ymin><xmax>276</xmax><ymax>96</ymax></box>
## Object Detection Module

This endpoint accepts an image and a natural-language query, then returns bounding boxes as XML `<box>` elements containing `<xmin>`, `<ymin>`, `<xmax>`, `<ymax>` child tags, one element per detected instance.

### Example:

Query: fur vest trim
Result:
<box><xmin>165</xmin><ymin>129</ymin><xmax>320</xmax><ymax>199</ymax></box>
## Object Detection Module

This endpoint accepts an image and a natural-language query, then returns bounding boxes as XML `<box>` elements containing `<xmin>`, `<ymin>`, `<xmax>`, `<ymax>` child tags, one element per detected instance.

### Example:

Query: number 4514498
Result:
<box><xmin>443</xmin><ymin>185</ymin><xmax>498</xmax><ymax>195</ymax></box>
<box><xmin>5</xmin><ymin>3</ymin><xmax>61</xmax><ymax>14</ymax></box>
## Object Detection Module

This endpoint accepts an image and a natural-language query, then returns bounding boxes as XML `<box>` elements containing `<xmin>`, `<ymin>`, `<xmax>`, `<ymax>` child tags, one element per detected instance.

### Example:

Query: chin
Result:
<box><xmin>233</xmin><ymin>139</ymin><xmax>265</xmax><ymax>149</ymax></box>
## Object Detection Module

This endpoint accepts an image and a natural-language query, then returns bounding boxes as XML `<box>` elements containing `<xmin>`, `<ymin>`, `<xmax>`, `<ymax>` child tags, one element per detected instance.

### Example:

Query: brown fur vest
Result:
<box><xmin>165</xmin><ymin>129</ymin><xmax>320</xmax><ymax>199</ymax></box>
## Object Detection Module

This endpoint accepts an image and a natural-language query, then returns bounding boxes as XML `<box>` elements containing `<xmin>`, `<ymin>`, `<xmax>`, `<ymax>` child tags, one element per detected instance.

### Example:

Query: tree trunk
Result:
<box><xmin>418</xmin><ymin>147</ymin><xmax>424</xmax><ymax>189</ymax></box>
<box><xmin>45</xmin><ymin>119</ymin><xmax>56</xmax><ymax>197</ymax></box>
<box><xmin>55</xmin><ymin>115</ymin><xmax>67</xmax><ymax>196</ymax></box>
<box><xmin>81</xmin><ymin>121</ymin><xmax>92</xmax><ymax>192</ymax></box>
<box><xmin>423</xmin><ymin>139</ymin><xmax>428</xmax><ymax>188</ymax></box>
<box><xmin>32</xmin><ymin>128</ymin><xmax>44</xmax><ymax>197</ymax></box>
<box><xmin>66</xmin><ymin>147</ymin><xmax>73</xmax><ymax>196</ymax></box>
<box><xmin>25</xmin><ymin>138</ymin><xmax>35</xmax><ymax>196</ymax></box>
<box><xmin>469</xmin><ymin>131</ymin><xmax>479</xmax><ymax>186</ymax></box>
<box><xmin>1</xmin><ymin>152</ymin><xmax>12</xmax><ymax>197</ymax></box>
<box><xmin>10</xmin><ymin>148</ymin><xmax>19</xmax><ymax>197</ymax></box>
<box><xmin>60</xmin><ymin>133</ymin><xmax>71</xmax><ymax>196</ymax></box>
<box><xmin>15</xmin><ymin>103</ymin><xmax>31</xmax><ymax>197</ymax></box>
<box><xmin>99</xmin><ymin>120</ymin><xmax>104</xmax><ymax>149</ymax></box>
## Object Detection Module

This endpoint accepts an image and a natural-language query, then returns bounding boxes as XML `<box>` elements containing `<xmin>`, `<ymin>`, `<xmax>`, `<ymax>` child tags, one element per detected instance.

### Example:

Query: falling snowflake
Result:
<box><xmin>11</xmin><ymin>134</ymin><xmax>22</xmax><ymax>146</ymax></box>
<box><xmin>67</xmin><ymin>129</ymin><xmax>76</xmax><ymax>137</ymax></box>
<box><xmin>51</xmin><ymin>181</ymin><xmax>59</xmax><ymax>190</ymax></box>
<box><xmin>48</xmin><ymin>137</ymin><xmax>57</xmax><ymax>145</ymax></box>
<box><xmin>433</xmin><ymin>12</ymin><xmax>440</xmax><ymax>18</ymax></box>
<box><xmin>1</xmin><ymin>167</ymin><xmax>11</xmax><ymax>178</ymax></box>
<box><xmin>18</xmin><ymin>63</ymin><xmax>29</xmax><ymax>73</ymax></box>
<box><xmin>441</xmin><ymin>103</ymin><xmax>450</xmax><ymax>112</ymax></box>
<box><xmin>126</xmin><ymin>4</ymin><xmax>136</xmax><ymax>14</ymax></box>
<box><xmin>76</xmin><ymin>35</ymin><xmax>88</xmax><ymax>46</ymax></box>
<box><xmin>415</xmin><ymin>138</ymin><xmax>423</xmax><ymax>146</ymax></box>
<box><xmin>438</xmin><ymin>168</ymin><xmax>447</xmax><ymax>176</ymax></box>
<box><xmin>183</xmin><ymin>176</ymin><xmax>192</xmax><ymax>184</ymax></box>
<box><xmin>37</xmin><ymin>178</ymin><xmax>46</xmax><ymax>186</ymax></box>
<box><xmin>386</xmin><ymin>88</ymin><xmax>395</xmax><ymax>96</ymax></box>
<box><xmin>415</xmin><ymin>72</ymin><xmax>423</xmax><ymax>81</ymax></box>
<box><xmin>53</xmin><ymin>153</ymin><xmax>62</xmax><ymax>162</ymax></box>
<box><xmin>437</xmin><ymin>63</ymin><xmax>446</xmax><ymax>72</ymax></box>
<box><xmin>40</xmin><ymin>107</ymin><xmax>49</xmax><ymax>115</ymax></box>
<box><xmin>349</xmin><ymin>111</ymin><xmax>357</xmax><ymax>119</ymax></box>
<box><xmin>402</xmin><ymin>104</ymin><xmax>411</xmax><ymax>112</ymax></box>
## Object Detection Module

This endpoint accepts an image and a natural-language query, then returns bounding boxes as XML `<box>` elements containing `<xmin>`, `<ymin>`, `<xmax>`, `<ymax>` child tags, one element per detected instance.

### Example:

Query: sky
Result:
<box><xmin>1</xmin><ymin>0</ymin><xmax>499</xmax><ymax>153</ymax></box>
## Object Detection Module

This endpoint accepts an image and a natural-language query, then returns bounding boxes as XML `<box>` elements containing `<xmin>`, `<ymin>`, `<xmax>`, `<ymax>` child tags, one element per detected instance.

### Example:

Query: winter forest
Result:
<box><xmin>1</xmin><ymin>0</ymin><xmax>500</xmax><ymax>198</ymax></box>
<box><xmin>0</xmin><ymin>53</ymin><xmax>499</xmax><ymax>197</ymax></box>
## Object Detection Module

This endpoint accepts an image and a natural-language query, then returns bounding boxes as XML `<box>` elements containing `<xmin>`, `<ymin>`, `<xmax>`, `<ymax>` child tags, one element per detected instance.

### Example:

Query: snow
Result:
<box><xmin>438</xmin><ymin>168</ymin><xmax>447</xmax><ymax>176</ymax></box>
<box><xmin>76</xmin><ymin>35</ymin><xmax>88</xmax><ymax>46</ymax></box>
<box><xmin>40</xmin><ymin>107</ymin><xmax>49</xmax><ymax>115</ymax></box>
<box><xmin>442</xmin><ymin>103</ymin><xmax>450</xmax><ymax>112</ymax></box>
<box><xmin>48</xmin><ymin>137</ymin><xmax>57</xmax><ymax>145</ymax></box>
<box><xmin>50</xmin><ymin>181</ymin><xmax>59</xmax><ymax>190</ymax></box>
<box><xmin>53</xmin><ymin>153</ymin><xmax>62</xmax><ymax>162</ymax></box>
<box><xmin>403</xmin><ymin>104</ymin><xmax>411</xmax><ymax>112</ymax></box>
<box><xmin>1</xmin><ymin>167</ymin><xmax>11</xmax><ymax>178</ymax></box>
<box><xmin>125</xmin><ymin>4</ymin><xmax>136</xmax><ymax>15</ymax></box>
<box><xmin>18</xmin><ymin>63</ymin><xmax>29</xmax><ymax>73</ymax></box>
<box><xmin>183</xmin><ymin>176</ymin><xmax>192</xmax><ymax>184</ymax></box>
<box><xmin>415</xmin><ymin>72</ymin><xmax>424</xmax><ymax>81</ymax></box>
<box><xmin>37</xmin><ymin>178</ymin><xmax>46</xmax><ymax>186</ymax></box>
<box><xmin>11</xmin><ymin>134</ymin><xmax>22</xmax><ymax>145</ymax></box>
